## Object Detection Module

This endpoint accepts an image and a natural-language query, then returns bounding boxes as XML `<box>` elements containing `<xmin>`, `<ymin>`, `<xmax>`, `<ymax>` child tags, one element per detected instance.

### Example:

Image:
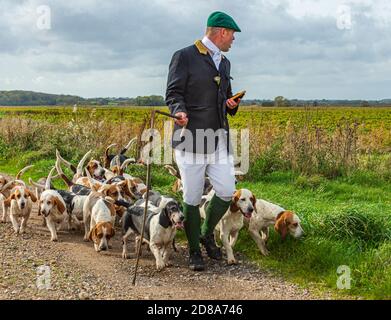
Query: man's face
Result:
<box><xmin>220</xmin><ymin>28</ymin><xmax>235</xmax><ymax>52</ymax></box>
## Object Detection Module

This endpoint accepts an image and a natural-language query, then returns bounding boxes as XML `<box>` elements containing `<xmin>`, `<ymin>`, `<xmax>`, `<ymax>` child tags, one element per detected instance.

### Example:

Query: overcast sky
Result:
<box><xmin>1</xmin><ymin>0</ymin><xmax>390</xmax><ymax>99</ymax></box>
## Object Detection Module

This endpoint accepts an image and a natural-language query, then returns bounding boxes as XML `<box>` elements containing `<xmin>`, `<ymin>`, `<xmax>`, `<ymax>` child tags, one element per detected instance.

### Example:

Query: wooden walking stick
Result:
<box><xmin>155</xmin><ymin>110</ymin><xmax>187</xmax><ymax>138</ymax></box>
<box><xmin>132</xmin><ymin>110</ymin><xmax>156</xmax><ymax>286</ymax></box>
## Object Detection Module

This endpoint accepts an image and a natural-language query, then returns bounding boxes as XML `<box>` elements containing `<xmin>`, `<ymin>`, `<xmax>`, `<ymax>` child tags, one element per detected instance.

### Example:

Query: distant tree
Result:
<box><xmin>274</xmin><ymin>96</ymin><xmax>289</xmax><ymax>107</ymax></box>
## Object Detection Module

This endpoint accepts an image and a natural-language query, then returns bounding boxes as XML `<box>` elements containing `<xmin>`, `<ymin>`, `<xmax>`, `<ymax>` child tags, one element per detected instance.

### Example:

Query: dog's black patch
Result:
<box><xmin>159</xmin><ymin>206</ymin><xmax>171</xmax><ymax>228</ymax></box>
<box><xmin>146</xmin><ymin>191</ymin><xmax>162</xmax><ymax>207</ymax></box>
<box><xmin>56</xmin><ymin>190</ymin><xmax>76</xmax><ymax>214</ymax></box>
<box><xmin>115</xmin><ymin>199</ymin><xmax>132</xmax><ymax>208</ymax></box>
<box><xmin>122</xmin><ymin>205</ymin><xmax>157</xmax><ymax>241</ymax></box>
<box><xmin>70</xmin><ymin>184</ymin><xmax>91</xmax><ymax>195</ymax></box>
<box><xmin>106</xmin><ymin>176</ymin><xmax>125</xmax><ymax>184</ymax></box>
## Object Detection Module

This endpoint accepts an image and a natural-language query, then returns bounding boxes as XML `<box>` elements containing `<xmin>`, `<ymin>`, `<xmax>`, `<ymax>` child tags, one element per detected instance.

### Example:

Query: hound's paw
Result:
<box><xmin>260</xmin><ymin>248</ymin><xmax>269</xmax><ymax>256</ymax></box>
<box><xmin>122</xmin><ymin>252</ymin><xmax>131</xmax><ymax>259</ymax></box>
<box><xmin>164</xmin><ymin>261</ymin><xmax>172</xmax><ymax>267</ymax></box>
<box><xmin>83</xmin><ymin>236</ymin><xmax>89</xmax><ymax>242</ymax></box>
<box><xmin>227</xmin><ymin>258</ymin><xmax>238</xmax><ymax>265</ymax></box>
<box><xmin>156</xmin><ymin>261</ymin><xmax>166</xmax><ymax>271</ymax></box>
<box><xmin>51</xmin><ymin>237</ymin><xmax>58</xmax><ymax>242</ymax></box>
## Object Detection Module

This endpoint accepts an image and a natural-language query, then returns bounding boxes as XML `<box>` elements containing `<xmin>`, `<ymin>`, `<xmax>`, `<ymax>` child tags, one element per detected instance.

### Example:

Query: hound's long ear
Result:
<box><xmin>25</xmin><ymin>188</ymin><xmax>37</xmax><ymax>203</ymax></box>
<box><xmin>159</xmin><ymin>206</ymin><xmax>171</xmax><ymax>228</ymax></box>
<box><xmin>107</xmin><ymin>224</ymin><xmax>115</xmax><ymax>238</ymax></box>
<box><xmin>230</xmin><ymin>190</ymin><xmax>240</xmax><ymax>212</ymax></box>
<box><xmin>275</xmin><ymin>211</ymin><xmax>288</xmax><ymax>241</ymax></box>
<box><xmin>88</xmin><ymin>225</ymin><xmax>98</xmax><ymax>242</ymax></box>
<box><xmin>37</xmin><ymin>199</ymin><xmax>42</xmax><ymax>216</ymax></box>
<box><xmin>4</xmin><ymin>193</ymin><xmax>16</xmax><ymax>207</ymax></box>
<box><xmin>250</xmin><ymin>193</ymin><xmax>257</xmax><ymax>213</ymax></box>
<box><xmin>53</xmin><ymin>196</ymin><xmax>66</xmax><ymax>214</ymax></box>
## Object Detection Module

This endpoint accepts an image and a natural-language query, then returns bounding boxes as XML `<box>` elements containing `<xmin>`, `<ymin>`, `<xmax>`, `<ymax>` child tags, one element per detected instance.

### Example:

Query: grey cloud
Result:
<box><xmin>0</xmin><ymin>0</ymin><xmax>390</xmax><ymax>99</ymax></box>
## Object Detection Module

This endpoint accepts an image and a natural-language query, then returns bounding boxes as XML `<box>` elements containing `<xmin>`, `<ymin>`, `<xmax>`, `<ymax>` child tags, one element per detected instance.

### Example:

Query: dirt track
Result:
<box><xmin>0</xmin><ymin>195</ymin><xmax>331</xmax><ymax>300</ymax></box>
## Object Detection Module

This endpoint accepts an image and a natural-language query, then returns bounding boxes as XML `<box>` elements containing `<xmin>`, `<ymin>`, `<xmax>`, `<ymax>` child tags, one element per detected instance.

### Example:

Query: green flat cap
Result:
<box><xmin>207</xmin><ymin>11</ymin><xmax>241</xmax><ymax>32</ymax></box>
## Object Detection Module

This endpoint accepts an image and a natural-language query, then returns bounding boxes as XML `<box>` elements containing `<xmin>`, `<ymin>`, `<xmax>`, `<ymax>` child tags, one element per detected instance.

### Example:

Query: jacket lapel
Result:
<box><xmin>194</xmin><ymin>40</ymin><xmax>218</xmax><ymax>71</ymax></box>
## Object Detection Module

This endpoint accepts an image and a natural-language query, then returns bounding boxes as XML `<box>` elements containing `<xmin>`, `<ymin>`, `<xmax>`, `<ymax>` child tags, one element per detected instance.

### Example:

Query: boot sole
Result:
<box><xmin>189</xmin><ymin>264</ymin><xmax>205</xmax><ymax>271</ymax></box>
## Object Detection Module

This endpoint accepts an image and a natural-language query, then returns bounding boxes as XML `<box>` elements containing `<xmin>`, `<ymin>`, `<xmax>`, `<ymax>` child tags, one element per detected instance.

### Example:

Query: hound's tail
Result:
<box><xmin>55</xmin><ymin>158</ymin><xmax>74</xmax><ymax>188</ymax></box>
<box><xmin>76</xmin><ymin>150</ymin><xmax>92</xmax><ymax>177</ymax></box>
<box><xmin>16</xmin><ymin>165</ymin><xmax>34</xmax><ymax>180</ymax></box>
<box><xmin>104</xmin><ymin>143</ymin><xmax>117</xmax><ymax>168</ymax></box>
<box><xmin>56</xmin><ymin>149</ymin><xmax>77</xmax><ymax>174</ymax></box>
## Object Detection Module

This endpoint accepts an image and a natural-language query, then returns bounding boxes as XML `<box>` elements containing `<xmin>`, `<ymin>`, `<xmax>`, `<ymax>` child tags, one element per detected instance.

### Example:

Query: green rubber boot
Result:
<box><xmin>183</xmin><ymin>202</ymin><xmax>201</xmax><ymax>254</ymax></box>
<box><xmin>200</xmin><ymin>194</ymin><xmax>231</xmax><ymax>259</ymax></box>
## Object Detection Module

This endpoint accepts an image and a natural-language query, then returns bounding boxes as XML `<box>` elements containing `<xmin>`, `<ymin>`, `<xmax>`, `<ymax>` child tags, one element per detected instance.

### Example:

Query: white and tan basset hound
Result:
<box><xmin>248</xmin><ymin>199</ymin><xmax>304</xmax><ymax>256</ymax></box>
<box><xmin>88</xmin><ymin>197</ymin><xmax>116</xmax><ymax>252</ymax></box>
<box><xmin>4</xmin><ymin>185</ymin><xmax>37</xmax><ymax>234</ymax></box>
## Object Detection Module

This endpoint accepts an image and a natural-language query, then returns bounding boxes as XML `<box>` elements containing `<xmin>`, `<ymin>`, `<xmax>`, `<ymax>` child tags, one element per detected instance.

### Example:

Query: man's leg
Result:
<box><xmin>201</xmin><ymin>143</ymin><xmax>236</xmax><ymax>259</ymax></box>
<box><xmin>175</xmin><ymin>150</ymin><xmax>207</xmax><ymax>270</ymax></box>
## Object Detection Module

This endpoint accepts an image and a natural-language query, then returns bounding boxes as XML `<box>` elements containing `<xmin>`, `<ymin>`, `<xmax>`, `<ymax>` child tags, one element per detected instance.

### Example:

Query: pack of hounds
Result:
<box><xmin>0</xmin><ymin>137</ymin><xmax>304</xmax><ymax>271</ymax></box>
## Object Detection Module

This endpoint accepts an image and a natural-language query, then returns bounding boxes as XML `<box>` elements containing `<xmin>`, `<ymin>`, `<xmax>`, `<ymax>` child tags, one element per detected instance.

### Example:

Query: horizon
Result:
<box><xmin>1</xmin><ymin>89</ymin><xmax>390</xmax><ymax>102</ymax></box>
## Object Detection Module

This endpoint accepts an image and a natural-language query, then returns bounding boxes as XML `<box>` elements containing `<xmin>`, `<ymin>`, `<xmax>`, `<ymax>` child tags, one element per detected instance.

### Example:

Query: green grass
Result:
<box><xmin>235</xmin><ymin>172</ymin><xmax>391</xmax><ymax>299</ymax></box>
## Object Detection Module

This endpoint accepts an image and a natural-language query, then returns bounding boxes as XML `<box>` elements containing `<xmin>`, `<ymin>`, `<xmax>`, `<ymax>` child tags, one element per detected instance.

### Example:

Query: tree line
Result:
<box><xmin>1</xmin><ymin>90</ymin><xmax>389</xmax><ymax>107</ymax></box>
<box><xmin>0</xmin><ymin>91</ymin><xmax>165</xmax><ymax>106</ymax></box>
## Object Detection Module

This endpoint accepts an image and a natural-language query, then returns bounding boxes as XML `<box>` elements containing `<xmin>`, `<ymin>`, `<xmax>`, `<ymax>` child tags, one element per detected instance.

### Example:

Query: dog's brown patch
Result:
<box><xmin>274</xmin><ymin>211</ymin><xmax>295</xmax><ymax>240</ymax></box>
<box><xmin>230</xmin><ymin>190</ymin><xmax>241</xmax><ymax>212</ymax></box>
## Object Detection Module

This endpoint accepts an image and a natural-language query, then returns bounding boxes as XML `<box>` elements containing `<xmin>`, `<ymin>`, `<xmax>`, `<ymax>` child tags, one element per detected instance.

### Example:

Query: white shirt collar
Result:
<box><xmin>201</xmin><ymin>36</ymin><xmax>221</xmax><ymax>55</ymax></box>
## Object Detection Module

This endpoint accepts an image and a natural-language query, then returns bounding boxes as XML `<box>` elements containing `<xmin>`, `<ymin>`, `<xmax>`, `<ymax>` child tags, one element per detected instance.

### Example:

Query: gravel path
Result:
<box><xmin>0</xmin><ymin>193</ymin><xmax>332</xmax><ymax>300</ymax></box>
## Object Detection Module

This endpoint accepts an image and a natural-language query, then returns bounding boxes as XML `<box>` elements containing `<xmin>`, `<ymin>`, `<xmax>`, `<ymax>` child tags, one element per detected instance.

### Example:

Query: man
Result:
<box><xmin>165</xmin><ymin>11</ymin><xmax>241</xmax><ymax>271</ymax></box>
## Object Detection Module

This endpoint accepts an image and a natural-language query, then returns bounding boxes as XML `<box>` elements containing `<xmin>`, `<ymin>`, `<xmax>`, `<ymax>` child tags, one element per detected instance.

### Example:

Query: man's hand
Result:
<box><xmin>226</xmin><ymin>98</ymin><xmax>240</xmax><ymax>110</ymax></box>
<box><xmin>174</xmin><ymin>112</ymin><xmax>188</xmax><ymax>126</ymax></box>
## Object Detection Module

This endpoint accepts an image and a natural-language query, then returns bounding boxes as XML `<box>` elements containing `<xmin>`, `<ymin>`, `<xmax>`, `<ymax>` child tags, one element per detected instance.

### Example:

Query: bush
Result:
<box><xmin>247</xmin><ymin>140</ymin><xmax>288</xmax><ymax>179</ymax></box>
<box><xmin>294</xmin><ymin>174</ymin><xmax>326</xmax><ymax>190</ymax></box>
<box><xmin>317</xmin><ymin>209</ymin><xmax>391</xmax><ymax>246</ymax></box>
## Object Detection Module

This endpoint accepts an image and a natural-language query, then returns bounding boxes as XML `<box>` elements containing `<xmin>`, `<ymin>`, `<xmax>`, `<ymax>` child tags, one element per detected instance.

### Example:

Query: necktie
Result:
<box><xmin>212</xmin><ymin>50</ymin><xmax>222</xmax><ymax>70</ymax></box>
